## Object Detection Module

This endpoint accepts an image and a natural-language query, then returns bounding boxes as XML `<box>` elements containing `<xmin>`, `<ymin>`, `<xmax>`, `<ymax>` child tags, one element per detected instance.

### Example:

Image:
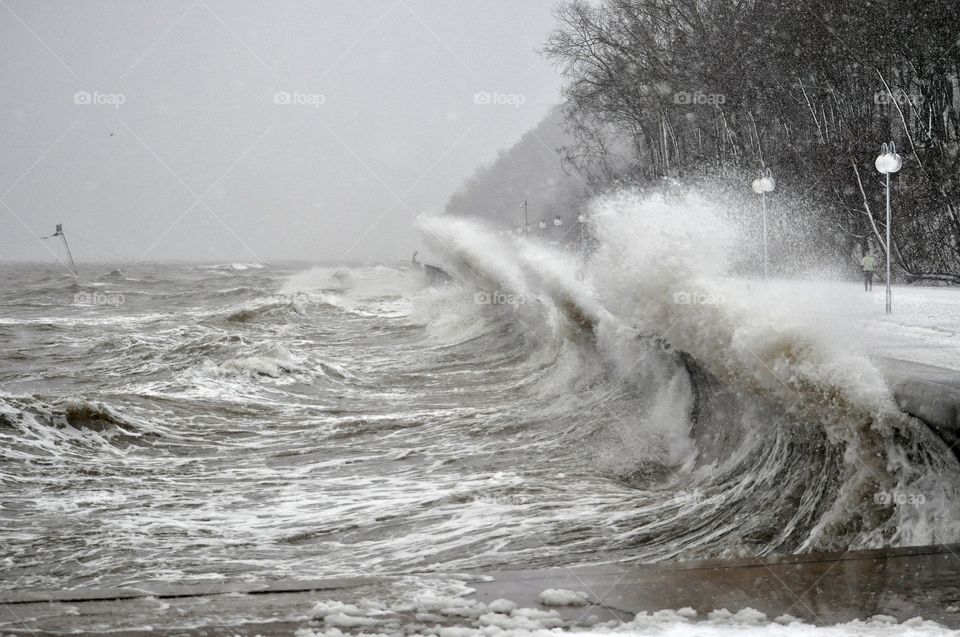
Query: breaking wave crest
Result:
<box><xmin>415</xmin><ymin>191</ymin><xmax>960</xmax><ymax>556</ymax></box>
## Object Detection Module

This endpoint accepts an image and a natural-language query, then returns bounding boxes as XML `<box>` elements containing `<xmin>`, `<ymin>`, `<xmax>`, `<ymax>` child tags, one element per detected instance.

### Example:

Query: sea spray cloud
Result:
<box><xmin>586</xmin><ymin>190</ymin><xmax>886</xmax><ymax>414</ymax></box>
<box><xmin>588</xmin><ymin>191</ymin><xmax>734</xmax><ymax>320</ymax></box>
<box><xmin>582</xmin><ymin>188</ymin><xmax>960</xmax><ymax>549</ymax></box>
<box><xmin>416</xmin><ymin>215</ymin><xmax>532</xmax><ymax>302</ymax></box>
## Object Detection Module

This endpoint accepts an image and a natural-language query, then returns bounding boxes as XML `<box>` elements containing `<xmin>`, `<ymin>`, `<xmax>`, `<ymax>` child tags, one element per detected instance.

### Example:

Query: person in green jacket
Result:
<box><xmin>861</xmin><ymin>251</ymin><xmax>877</xmax><ymax>291</ymax></box>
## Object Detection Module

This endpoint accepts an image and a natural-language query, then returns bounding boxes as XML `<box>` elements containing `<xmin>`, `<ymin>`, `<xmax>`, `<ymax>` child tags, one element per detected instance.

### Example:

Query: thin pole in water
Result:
<box><xmin>53</xmin><ymin>224</ymin><xmax>80</xmax><ymax>278</ymax></box>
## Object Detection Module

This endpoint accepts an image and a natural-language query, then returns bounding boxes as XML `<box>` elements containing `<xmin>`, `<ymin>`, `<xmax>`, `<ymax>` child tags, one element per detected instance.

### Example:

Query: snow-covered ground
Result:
<box><xmin>726</xmin><ymin>279</ymin><xmax>960</xmax><ymax>372</ymax></box>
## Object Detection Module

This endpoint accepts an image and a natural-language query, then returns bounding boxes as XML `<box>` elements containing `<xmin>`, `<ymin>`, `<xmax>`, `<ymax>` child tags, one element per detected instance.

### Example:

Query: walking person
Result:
<box><xmin>861</xmin><ymin>250</ymin><xmax>876</xmax><ymax>292</ymax></box>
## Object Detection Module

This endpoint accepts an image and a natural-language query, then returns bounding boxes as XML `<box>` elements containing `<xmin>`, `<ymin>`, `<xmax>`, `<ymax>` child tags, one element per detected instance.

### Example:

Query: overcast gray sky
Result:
<box><xmin>0</xmin><ymin>0</ymin><xmax>562</xmax><ymax>264</ymax></box>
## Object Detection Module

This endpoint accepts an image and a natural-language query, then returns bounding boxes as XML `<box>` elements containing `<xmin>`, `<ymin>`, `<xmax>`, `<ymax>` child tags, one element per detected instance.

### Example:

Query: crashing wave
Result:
<box><xmin>414</xmin><ymin>191</ymin><xmax>960</xmax><ymax>555</ymax></box>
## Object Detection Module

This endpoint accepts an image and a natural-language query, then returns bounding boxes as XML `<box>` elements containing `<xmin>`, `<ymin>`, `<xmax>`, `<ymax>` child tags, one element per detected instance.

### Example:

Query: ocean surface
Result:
<box><xmin>3</xmin><ymin>196</ymin><xmax>960</xmax><ymax>596</ymax></box>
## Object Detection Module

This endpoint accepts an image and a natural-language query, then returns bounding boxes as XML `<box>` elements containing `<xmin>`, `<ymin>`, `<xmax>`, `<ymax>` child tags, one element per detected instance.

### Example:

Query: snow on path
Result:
<box><xmin>720</xmin><ymin>279</ymin><xmax>960</xmax><ymax>373</ymax></box>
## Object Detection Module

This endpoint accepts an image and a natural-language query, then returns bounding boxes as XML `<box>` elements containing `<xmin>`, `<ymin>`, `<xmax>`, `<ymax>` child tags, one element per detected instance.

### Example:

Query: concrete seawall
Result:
<box><xmin>879</xmin><ymin>358</ymin><xmax>960</xmax><ymax>451</ymax></box>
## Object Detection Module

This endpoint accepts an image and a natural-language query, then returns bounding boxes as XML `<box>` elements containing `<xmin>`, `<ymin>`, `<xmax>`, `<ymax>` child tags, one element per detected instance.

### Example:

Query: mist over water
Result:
<box><xmin>2</xmin><ymin>192</ymin><xmax>959</xmax><ymax>594</ymax></box>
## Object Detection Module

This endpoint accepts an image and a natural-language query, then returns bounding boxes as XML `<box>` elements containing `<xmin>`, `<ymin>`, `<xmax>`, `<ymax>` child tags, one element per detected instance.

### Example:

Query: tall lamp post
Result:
<box><xmin>875</xmin><ymin>142</ymin><xmax>903</xmax><ymax>314</ymax></box>
<box><xmin>751</xmin><ymin>169</ymin><xmax>776</xmax><ymax>278</ymax></box>
<box><xmin>521</xmin><ymin>200</ymin><xmax>529</xmax><ymax>236</ymax></box>
<box><xmin>577</xmin><ymin>214</ymin><xmax>587</xmax><ymax>251</ymax></box>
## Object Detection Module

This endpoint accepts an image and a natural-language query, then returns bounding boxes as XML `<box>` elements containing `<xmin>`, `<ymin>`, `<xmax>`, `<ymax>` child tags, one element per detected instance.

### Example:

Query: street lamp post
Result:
<box><xmin>577</xmin><ymin>214</ymin><xmax>586</xmax><ymax>251</ymax></box>
<box><xmin>751</xmin><ymin>169</ymin><xmax>776</xmax><ymax>278</ymax></box>
<box><xmin>521</xmin><ymin>200</ymin><xmax>529</xmax><ymax>237</ymax></box>
<box><xmin>875</xmin><ymin>142</ymin><xmax>903</xmax><ymax>314</ymax></box>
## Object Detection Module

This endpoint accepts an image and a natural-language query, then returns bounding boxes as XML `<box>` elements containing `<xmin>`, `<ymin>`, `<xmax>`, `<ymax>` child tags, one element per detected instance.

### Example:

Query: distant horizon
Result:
<box><xmin>0</xmin><ymin>256</ymin><xmax>426</xmax><ymax>267</ymax></box>
<box><xmin>1</xmin><ymin>0</ymin><xmax>563</xmax><ymax>263</ymax></box>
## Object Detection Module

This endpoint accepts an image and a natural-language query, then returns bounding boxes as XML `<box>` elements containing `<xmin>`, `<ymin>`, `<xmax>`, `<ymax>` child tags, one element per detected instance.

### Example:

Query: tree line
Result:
<box><xmin>543</xmin><ymin>0</ymin><xmax>960</xmax><ymax>281</ymax></box>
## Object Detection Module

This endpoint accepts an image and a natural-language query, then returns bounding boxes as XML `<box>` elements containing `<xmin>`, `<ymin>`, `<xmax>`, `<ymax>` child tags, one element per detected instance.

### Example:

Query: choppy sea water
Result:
<box><xmin>3</xmin><ymin>197</ymin><xmax>960</xmax><ymax>599</ymax></box>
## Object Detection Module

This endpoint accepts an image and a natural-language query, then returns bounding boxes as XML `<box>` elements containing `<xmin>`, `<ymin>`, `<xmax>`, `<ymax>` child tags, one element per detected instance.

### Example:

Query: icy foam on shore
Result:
<box><xmin>294</xmin><ymin>583</ymin><xmax>959</xmax><ymax>636</ymax></box>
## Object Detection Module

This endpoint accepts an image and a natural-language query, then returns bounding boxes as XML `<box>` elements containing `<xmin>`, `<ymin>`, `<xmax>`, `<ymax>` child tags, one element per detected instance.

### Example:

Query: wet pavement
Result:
<box><xmin>3</xmin><ymin>544</ymin><xmax>960</xmax><ymax>634</ymax></box>
<box><xmin>472</xmin><ymin>543</ymin><xmax>960</xmax><ymax>627</ymax></box>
